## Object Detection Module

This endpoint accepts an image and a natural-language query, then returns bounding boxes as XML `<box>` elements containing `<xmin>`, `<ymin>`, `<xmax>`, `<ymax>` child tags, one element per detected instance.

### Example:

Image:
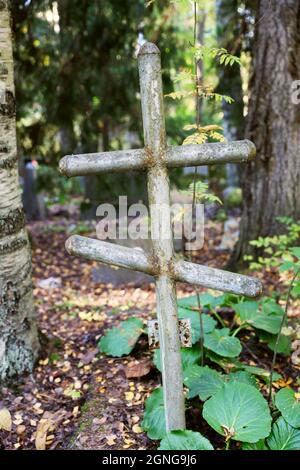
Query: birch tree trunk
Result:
<box><xmin>233</xmin><ymin>0</ymin><xmax>300</xmax><ymax>262</ymax></box>
<box><xmin>0</xmin><ymin>0</ymin><xmax>39</xmax><ymax>380</ymax></box>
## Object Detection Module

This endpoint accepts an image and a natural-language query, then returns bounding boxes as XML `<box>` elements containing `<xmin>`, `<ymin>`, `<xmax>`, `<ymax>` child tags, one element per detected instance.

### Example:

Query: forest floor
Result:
<box><xmin>0</xmin><ymin>217</ymin><xmax>299</xmax><ymax>450</ymax></box>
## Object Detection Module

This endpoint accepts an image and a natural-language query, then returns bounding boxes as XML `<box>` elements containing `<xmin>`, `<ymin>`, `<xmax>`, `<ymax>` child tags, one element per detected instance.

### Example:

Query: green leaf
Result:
<box><xmin>258</xmin><ymin>331</ymin><xmax>291</xmax><ymax>356</ymax></box>
<box><xmin>159</xmin><ymin>430</ymin><xmax>214</xmax><ymax>450</ymax></box>
<box><xmin>267</xmin><ymin>417</ymin><xmax>300</xmax><ymax>450</ymax></box>
<box><xmin>242</xmin><ymin>439</ymin><xmax>268</xmax><ymax>450</ymax></box>
<box><xmin>178</xmin><ymin>294</ymin><xmax>225</xmax><ymax>311</ymax></box>
<box><xmin>204</xmin><ymin>328</ymin><xmax>242</xmax><ymax>358</ymax></box>
<box><xmin>203</xmin><ymin>383</ymin><xmax>272</xmax><ymax>443</ymax></box>
<box><xmin>141</xmin><ymin>387</ymin><xmax>166</xmax><ymax>440</ymax></box>
<box><xmin>98</xmin><ymin>318</ymin><xmax>143</xmax><ymax>357</ymax></box>
<box><xmin>234</xmin><ymin>301</ymin><xmax>283</xmax><ymax>334</ymax></box>
<box><xmin>183</xmin><ymin>365</ymin><xmax>224</xmax><ymax>400</ymax></box>
<box><xmin>236</xmin><ymin>365</ymin><xmax>282</xmax><ymax>383</ymax></box>
<box><xmin>292</xmin><ymin>282</ymin><xmax>300</xmax><ymax>297</ymax></box>
<box><xmin>227</xmin><ymin>371</ymin><xmax>259</xmax><ymax>389</ymax></box>
<box><xmin>275</xmin><ymin>388</ymin><xmax>300</xmax><ymax>428</ymax></box>
<box><xmin>178</xmin><ymin>307</ymin><xmax>216</xmax><ymax>344</ymax></box>
<box><xmin>153</xmin><ymin>346</ymin><xmax>201</xmax><ymax>373</ymax></box>
<box><xmin>205</xmin><ymin>350</ymin><xmax>240</xmax><ymax>370</ymax></box>
<box><xmin>291</xmin><ymin>247</ymin><xmax>300</xmax><ymax>260</ymax></box>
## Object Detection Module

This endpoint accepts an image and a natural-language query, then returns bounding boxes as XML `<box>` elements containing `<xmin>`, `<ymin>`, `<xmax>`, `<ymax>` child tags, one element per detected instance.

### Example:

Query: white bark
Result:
<box><xmin>0</xmin><ymin>1</ymin><xmax>39</xmax><ymax>380</ymax></box>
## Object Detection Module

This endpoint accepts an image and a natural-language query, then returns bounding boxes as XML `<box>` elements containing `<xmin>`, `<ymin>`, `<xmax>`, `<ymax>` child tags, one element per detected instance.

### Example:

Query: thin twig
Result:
<box><xmin>190</xmin><ymin>2</ymin><xmax>204</xmax><ymax>367</ymax></box>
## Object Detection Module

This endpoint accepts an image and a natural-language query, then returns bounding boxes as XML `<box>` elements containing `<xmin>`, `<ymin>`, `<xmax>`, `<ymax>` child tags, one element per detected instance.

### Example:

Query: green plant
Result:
<box><xmin>98</xmin><ymin>317</ymin><xmax>144</xmax><ymax>357</ymax></box>
<box><xmin>244</xmin><ymin>217</ymin><xmax>300</xmax><ymax>272</ymax></box>
<box><xmin>99</xmin><ymin>290</ymin><xmax>300</xmax><ymax>450</ymax></box>
<box><xmin>202</xmin><ymin>382</ymin><xmax>272</xmax><ymax>446</ymax></box>
<box><xmin>159</xmin><ymin>430</ymin><xmax>214</xmax><ymax>450</ymax></box>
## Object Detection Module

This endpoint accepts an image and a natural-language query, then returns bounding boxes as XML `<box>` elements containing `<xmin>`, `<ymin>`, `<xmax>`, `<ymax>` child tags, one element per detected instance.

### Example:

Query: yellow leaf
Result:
<box><xmin>132</xmin><ymin>424</ymin><xmax>143</xmax><ymax>434</ymax></box>
<box><xmin>125</xmin><ymin>391</ymin><xmax>134</xmax><ymax>401</ymax></box>
<box><xmin>106</xmin><ymin>435</ymin><xmax>117</xmax><ymax>446</ymax></box>
<box><xmin>35</xmin><ymin>419</ymin><xmax>53</xmax><ymax>450</ymax></box>
<box><xmin>0</xmin><ymin>408</ymin><xmax>12</xmax><ymax>431</ymax></box>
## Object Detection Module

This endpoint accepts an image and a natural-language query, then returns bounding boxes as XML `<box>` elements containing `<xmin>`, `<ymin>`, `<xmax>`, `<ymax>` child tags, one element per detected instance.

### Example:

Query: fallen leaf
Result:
<box><xmin>35</xmin><ymin>410</ymin><xmax>66</xmax><ymax>450</ymax></box>
<box><xmin>125</xmin><ymin>391</ymin><xmax>134</xmax><ymax>401</ymax></box>
<box><xmin>16</xmin><ymin>424</ymin><xmax>26</xmax><ymax>435</ymax></box>
<box><xmin>132</xmin><ymin>424</ymin><xmax>143</xmax><ymax>434</ymax></box>
<box><xmin>79</xmin><ymin>348</ymin><xmax>98</xmax><ymax>365</ymax></box>
<box><xmin>125</xmin><ymin>359</ymin><xmax>152</xmax><ymax>378</ymax></box>
<box><xmin>106</xmin><ymin>434</ymin><xmax>117</xmax><ymax>446</ymax></box>
<box><xmin>0</xmin><ymin>408</ymin><xmax>12</xmax><ymax>431</ymax></box>
<box><xmin>35</xmin><ymin>419</ymin><xmax>53</xmax><ymax>450</ymax></box>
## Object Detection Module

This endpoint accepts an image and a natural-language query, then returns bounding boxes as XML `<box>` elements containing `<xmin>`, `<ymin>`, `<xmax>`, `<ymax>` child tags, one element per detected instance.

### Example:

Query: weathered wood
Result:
<box><xmin>59</xmin><ymin>41</ymin><xmax>262</xmax><ymax>435</ymax></box>
<box><xmin>66</xmin><ymin>235</ymin><xmax>262</xmax><ymax>298</ymax></box>
<box><xmin>174</xmin><ymin>259</ymin><xmax>262</xmax><ymax>298</ymax></box>
<box><xmin>59</xmin><ymin>140</ymin><xmax>255</xmax><ymax>176</ymax></box>
<box><xmin>138</xmin><ymin>42</ymin><xmax>186</xmax><ymax>432</ymax></box>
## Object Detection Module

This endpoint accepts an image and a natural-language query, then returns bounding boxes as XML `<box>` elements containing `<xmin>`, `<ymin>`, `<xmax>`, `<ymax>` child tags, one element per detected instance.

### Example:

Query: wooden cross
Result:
<box><xmin>59</xmin><ymin>42</ymin><xmax>262</xmax><ymax>433</ymax></box>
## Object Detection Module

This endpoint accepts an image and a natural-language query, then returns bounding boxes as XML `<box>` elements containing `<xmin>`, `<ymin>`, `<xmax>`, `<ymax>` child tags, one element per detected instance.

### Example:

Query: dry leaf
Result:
<box><xmin>35</xmin><ymin>419</ymin><xmax>53</xmax><ymax>450</ymax></box>
<box><xmin>124</xmin><ymin>359</ymin><xmax>152</xmax><ymax>378</ymax></box>
<box><xmin>16</xmin><ymin>424</ymin><xmax>26</xmax><ymax>435</ymax></box>
<box><xmin>35</xmin><ymin>410</ymin><xmax>66</xmax><ymax>450</ymax></box>
<box><xmin>0</xmin><ymin>408</ymin><xmax>12</xmax><ymax>431</ymax></box>
<box><xmin>125</xmin><ymin>391</ymin><xmax>134</xmax><ymax>401</ymax></box>
<box><xmin>106</xmin><ymin>434</ymin><xmax>117</xmax><ymax>446</ymax></box>
<box><xmin>132</xmin><ymin>424</ymin><xmax>143</xmax><ymax>434</ymax></box>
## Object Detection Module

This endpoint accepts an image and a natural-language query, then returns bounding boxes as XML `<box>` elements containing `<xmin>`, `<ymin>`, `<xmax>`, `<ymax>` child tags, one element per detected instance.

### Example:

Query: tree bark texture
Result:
<box><xmin>216</xmin><ymin>0</ymin><xmax>245</xmax><ymax>186</ymax></box>
<box><xmin>0</xmin><ymin>0</ymin><xmax>39</xmax><ymax>380</ymax></box>
<box><xmin>234</xmin><ymin>0</ymin><xmax>300</xmax><ymax>262</ymax></box>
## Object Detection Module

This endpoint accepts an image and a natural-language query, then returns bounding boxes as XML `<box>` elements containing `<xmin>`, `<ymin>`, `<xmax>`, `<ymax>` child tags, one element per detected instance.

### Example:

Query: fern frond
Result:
<box><xmin>209</xmin><ymin>131</ymin><xmax>226</xmax><ymax>142</ymax></box>
<box><xmin>165</xmin><ymin>90</ymin><xmax>194</xmax><ymax>100</ymax></box>
<box><xmin>183</xmin><ymin>132</ymin><xmax>208</xmax><ymax>145</ymax></box>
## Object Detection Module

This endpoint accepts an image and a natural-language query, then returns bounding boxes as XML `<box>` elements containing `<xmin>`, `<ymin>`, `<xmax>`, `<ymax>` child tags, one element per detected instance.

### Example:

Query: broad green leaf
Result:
<box><xmin>262</xmin><ymin>298</ymin><xmax>285</xmax><ymax>316</ymax></box>
<box><xmin>199</xmin><ymin>293</ymin><xmax>226</xmax><ymax>310</ymax></box>
<box><xmin>204</xmin><ymin>328</ymin><xmax>242</xmax><ymax>358</ymax></box>
<box><xmin>258</xmin><ymin>330</ymin><xmax>291</xmax><ymax>356</ymax></box>
<box><xmin>178</xmin><ymin>308</ymin><xmax>216</xmax><ymax>344</ymax></box>
<box><xmin>99</xmin><ymin>318</ymin><xmax>143</xmax><ymax>357</ymax></box>
<box><xmin>291</xmin><ymin>247</ymin><xmax>300</xmax><ymax>260</ymax></box>
<box><xmin>242</xmin><ymin>439</ymin><xmax>268</xmax><ymax>450</ymax></box>
<box><xmin>227</xmin><ymin>371</ymin><xmax>258</xmax><ymax>389</ymax></box>
<box><xmin>234</xmin><ymin>301</ymin><xmax>283</xmax><ymax>334</ymax></box>
<box><xmin>178</xmin><ymin>294</ymin><xmax>225</xmax><ymax>311</ymax></box>
<box><xmin>292</xmin><ymin>282</ymin><xmax>300</xmax><ymax>297</ymax></box>
<box><xmin>236</xmin><ymin>365</ymin><xmax>282</xmax><ymax>383</ymax></box>
<box><xmin>203</xmin><ymin>383</ymin><xmax>272</xmax><ymax>442</ymax></box>
<box><xmin>183</xmin><ymin>365</ymin><xmax>224</xmax><ymax>400</ymax></box>
<box><xmin>153</xmin><ymin>346</ymin><xmax>201</xmax><ymax>373</ymax></box>
<box><xmin>279</xmin><ymin>261</ymin><xmax>297</xmax><ymax>272</ymax></box>
<box><xmin>205</xmin><ymin>350</ymin><xmax>240</xmax><ymax>369</ymax></box>
<box><xmin>267</xmin><ymin>417</ymin><xmax>300</xmax><ymax>450</ymax></box>
<box><xmin>275</xmin><ymin>388</ymin><xmax>300</xmax><ymax>428</ymax></box>
<box><xmin>141</xmin><ymin>387</ymin><xmax>166</xmax><ymax>440</ymax></box>
<box><xmin>159</xmin><ymin>430</ymin><xmax>214</xmax><ymax>450</ymax></box>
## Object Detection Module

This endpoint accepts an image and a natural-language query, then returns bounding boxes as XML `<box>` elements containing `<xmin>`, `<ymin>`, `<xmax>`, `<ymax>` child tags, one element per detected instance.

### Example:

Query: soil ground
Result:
<box><xmin>0</xmin><ymin>218</ymin><xmax>298</xmax><ymax>450</ymax></box>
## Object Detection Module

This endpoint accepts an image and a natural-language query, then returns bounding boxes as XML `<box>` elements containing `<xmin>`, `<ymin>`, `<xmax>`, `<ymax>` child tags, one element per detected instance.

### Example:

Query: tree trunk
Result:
<box><xmin>0</xmin><ymin>1</ymin><xmax>39</xmax><ymax>380</ymax></box>
<box><xmin>233</xmin><ymin>0</ymin><xmax>300</xmax><ymax>263</ymax></box>
<box><xmin>216</xmin><ymin>0</ymin><xmax>245</xmax><ymax>187</ymax></box>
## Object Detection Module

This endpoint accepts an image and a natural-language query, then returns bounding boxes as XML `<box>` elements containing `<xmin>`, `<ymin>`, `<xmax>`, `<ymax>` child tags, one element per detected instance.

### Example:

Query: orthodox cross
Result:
<box><xmin>59</xmin><ymin>43</ymin><xmax>262</xmax><ymax>433</ymax></box>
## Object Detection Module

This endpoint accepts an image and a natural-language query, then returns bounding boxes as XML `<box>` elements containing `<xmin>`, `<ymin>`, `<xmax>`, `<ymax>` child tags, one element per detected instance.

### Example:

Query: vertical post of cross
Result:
<box><xmin>138</xmin><ymin>43</ymin><xmax>186</xmax><ymax>432</ymax></box>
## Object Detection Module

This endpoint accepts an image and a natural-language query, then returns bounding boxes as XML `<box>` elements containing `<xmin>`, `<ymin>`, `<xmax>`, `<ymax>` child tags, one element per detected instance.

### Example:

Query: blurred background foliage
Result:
<box><xmin>12</xmin><ymin>0</ymin><xmax>255</xmax><ymax>215</ymax></box>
